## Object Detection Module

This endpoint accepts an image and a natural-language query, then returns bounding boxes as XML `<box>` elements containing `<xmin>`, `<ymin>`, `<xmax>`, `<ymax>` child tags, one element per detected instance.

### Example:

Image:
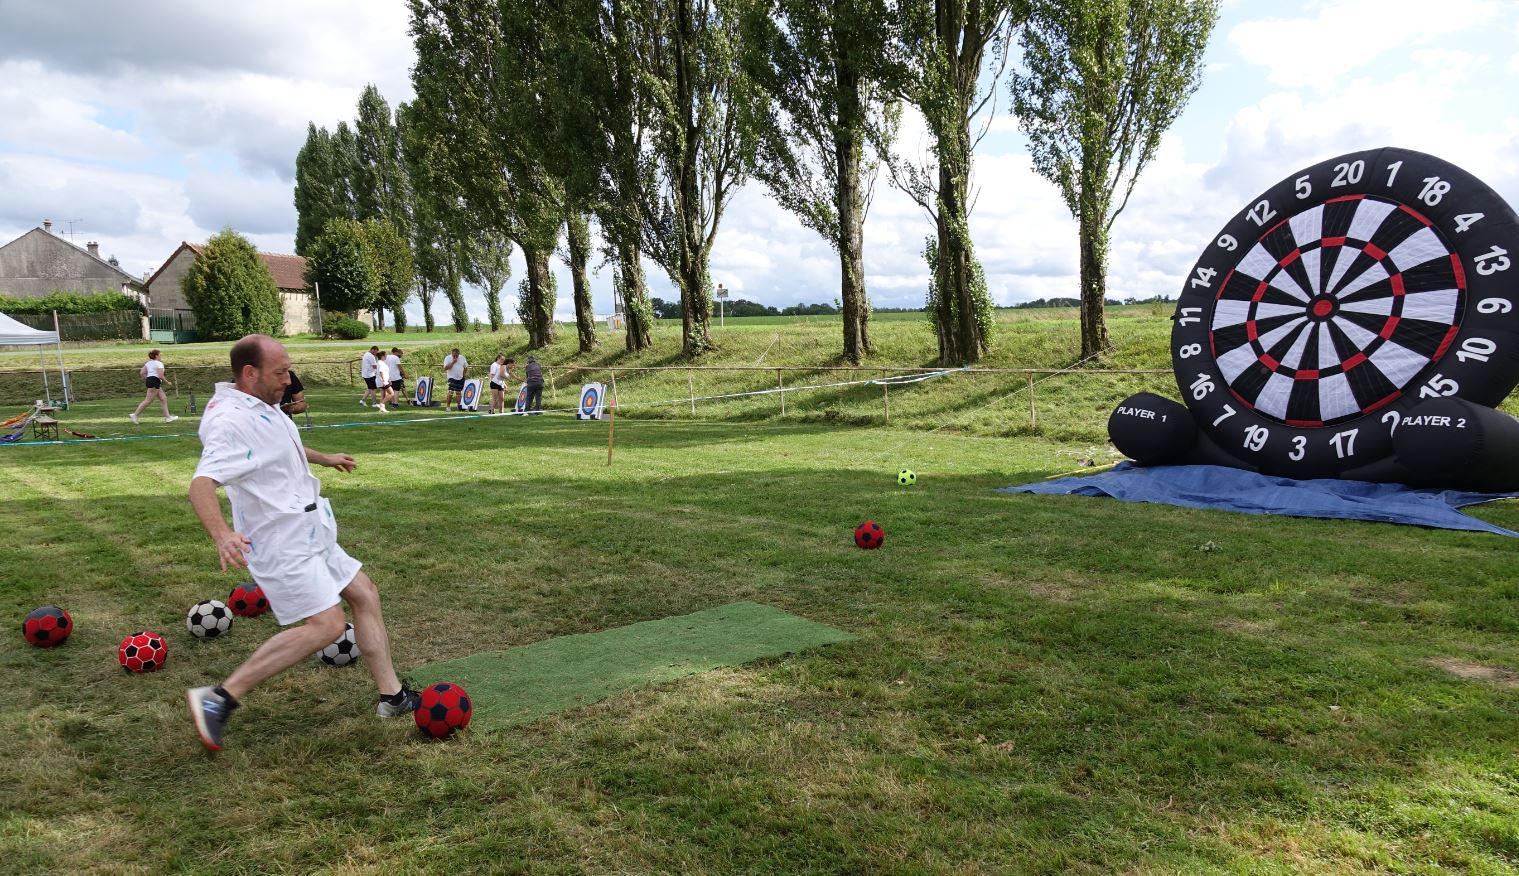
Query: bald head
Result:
<box><xmin>230</xmin><ymin>335</ymin><xmax>291</xmax><ymax>404</ymax></box>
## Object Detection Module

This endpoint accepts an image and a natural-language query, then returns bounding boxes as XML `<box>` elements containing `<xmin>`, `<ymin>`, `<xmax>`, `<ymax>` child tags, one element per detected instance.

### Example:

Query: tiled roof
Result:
<box><xmin>146</xmin><ymin>242</ymin><xmax>310</xmax><ymax>293</ymax></box>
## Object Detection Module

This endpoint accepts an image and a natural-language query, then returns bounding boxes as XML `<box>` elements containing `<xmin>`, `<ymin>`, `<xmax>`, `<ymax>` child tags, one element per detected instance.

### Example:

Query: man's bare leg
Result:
<box><xmin>222</xmin><ymin>604</ymin><xmax>347</xmax><ymax>700</ymax></box>
<box><xmin>341</xmin><ymin>570</ymin><xmax>402</xmax><ymax>695</ymax></box>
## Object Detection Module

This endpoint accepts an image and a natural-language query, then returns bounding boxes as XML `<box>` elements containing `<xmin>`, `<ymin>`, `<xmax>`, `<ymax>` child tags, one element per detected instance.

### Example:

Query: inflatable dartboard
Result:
<box><xmin>1112</xmin><ymin>147</ymin><xmax>1519</xmax><ymax>490</ymax></box>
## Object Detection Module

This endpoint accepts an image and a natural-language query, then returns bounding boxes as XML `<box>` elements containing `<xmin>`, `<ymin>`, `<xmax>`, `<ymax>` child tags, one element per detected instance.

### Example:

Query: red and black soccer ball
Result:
<box><xmin>22</xmin><ymin>605</ymin><xmax>73</xmax><ymax>647</ymax></box>
<box><xmin>415</xmin><ymin>682</ymin><xmax>472</xmax><ymax>739</ymax></box>
<box><xmin>853</xmin><ymin>520</ymin><xmax>884</xmax><ymax>550</ymax></box>
<box><xmin>228</xmin><ymin>582</ymin><xmax>269</xmax><ymax>618</ymax></box>
<box><xmin>118</xmin><ymin>631</ymin><xmax>168</xmax><ymax>673</ymax></box>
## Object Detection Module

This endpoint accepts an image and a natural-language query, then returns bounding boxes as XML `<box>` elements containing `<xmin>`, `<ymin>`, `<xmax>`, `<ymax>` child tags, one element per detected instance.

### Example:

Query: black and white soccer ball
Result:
<box><xmin>316</xmin><ymin>622</ymin><xmax>361</xmax><ymax>666</ymax></box>
<box><xmin>186</xmin><ymin>599</ymin><xmax>233</xmax><ymax>639</ymax></box>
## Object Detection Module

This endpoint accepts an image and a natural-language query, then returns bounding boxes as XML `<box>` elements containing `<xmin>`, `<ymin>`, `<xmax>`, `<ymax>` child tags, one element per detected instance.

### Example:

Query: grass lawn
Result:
<box><xmin>4</xmin><ymin>382</ymin><xmax>1519</xmax><ymax>873</ymax></box>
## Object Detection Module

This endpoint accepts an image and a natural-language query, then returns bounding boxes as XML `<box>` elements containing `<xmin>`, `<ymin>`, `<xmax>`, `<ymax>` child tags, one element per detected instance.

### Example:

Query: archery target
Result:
<box><xmin>577</xmin><ymin>383</ymin><xmax>605</xmax><ymax>420</ymax></box>
<box><xmin>413</xmin><ymin>376</ymin><xmax>432</xmax><ymax>406</ymax></box>
<box><xmin>514</xmin><ymin>383</ymin><xmax>528</xmax><ymax>413</ymax></box>
<box><xmin>1172</xmin><ymin>147</ymin><xmax>1519</xmax><ymax>479</ymax></box>
<box><xmin>459</xmin><ymin>379</ymin><xmax>482</xmax><ymax>412</ymax></box>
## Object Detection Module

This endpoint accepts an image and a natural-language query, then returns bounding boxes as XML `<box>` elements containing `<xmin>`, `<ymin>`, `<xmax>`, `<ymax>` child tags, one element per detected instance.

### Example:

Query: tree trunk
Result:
<box><xmin>444</xmin><ymin>246</ymin><xmax>468</xmax><ymax>332</ymax></box>
<box><xmin>522</xmin><ymin>246</ymin><xmax>556</xmax><ymax>349</ymax></box>
<box><xmin>616</xmin><ymin>240</ymin><xmax>653</xmax><ymax>351</ymax></box>
<box><xmin>836</xmin><ymin>67</ymin><xmax>870</xmax><ymax>365</ymax></box>
<box><xmin>392</xmin><ymin>297</ymin><xmax>408</xmax><ymax>333</ymax></box>
<box><xmin>419</xmin><ymin>282</ymin><xmax>435</xmax><ymax>332</ymax></box>
<box><xmin>566</xmin><ymin>214</ymin><xmax>598</xmax><ymax>353</ymax></box>
<box><xmin>1078</xmin><ymin>208</ymin><xmax>1111</xmax><ymax>360</ymax></box>
<box><xmin>674</xmin><ymin>0</ymin><xmax>712</xmax><ymax>357</ymax></box>
<box><xmin>483</xmin><ymin>279</ymin><xmax>501</xmax><ymax>331</ymax></box>
<box><xmin>374</xmin><ymin>306</ymin><xmax>386</xmax><ymax>331</ymax></box>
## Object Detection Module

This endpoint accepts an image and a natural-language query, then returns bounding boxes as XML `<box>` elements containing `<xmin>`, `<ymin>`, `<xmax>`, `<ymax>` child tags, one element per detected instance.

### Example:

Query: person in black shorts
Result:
<box><xmin>442</xmin><ymin>347</ymin><xmax>469</xmax><ymax>410</ymax></box>
<box><xmin>359</xmin><ymin>345</ymin><xmax>380</xmax><ymax>407</ymax></box>
<box><xmin>279</xmin><ymin>369</ymin><xmax>307</xmax><ymax>420</ymax></box>
<box><xmin>387</xmin><ymin>348</ymin><xmax>405</xmax><ymax>400</ymax></box>
<box><xmin>488</xmin><ymin>354</ymin><xmax>511</xmax><ymax>414</ymax></box>
<box><xmin>130</xmin><ymin>348</ymin><xmax>178</xmax><ymax>424</ymax></box>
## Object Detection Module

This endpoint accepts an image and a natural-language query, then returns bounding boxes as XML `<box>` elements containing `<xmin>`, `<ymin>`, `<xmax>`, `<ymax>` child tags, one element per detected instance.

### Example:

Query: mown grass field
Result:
<box><xmin>4</xmin><ymin>308</ymin><xmax>1519</xmax><ymax>874</ymax></box>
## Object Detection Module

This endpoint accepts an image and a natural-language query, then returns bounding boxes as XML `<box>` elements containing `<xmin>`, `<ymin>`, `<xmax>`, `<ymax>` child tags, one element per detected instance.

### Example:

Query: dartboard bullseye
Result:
<box><xmin>1112</xmin><ymin>147</ymin><xmax>1519</xmax><ymax>486</ymax></box>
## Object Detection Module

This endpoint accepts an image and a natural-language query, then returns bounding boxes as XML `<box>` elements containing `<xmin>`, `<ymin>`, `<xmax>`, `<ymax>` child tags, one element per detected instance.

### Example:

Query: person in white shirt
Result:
<box><xmin>373</xmin><ymin>353</ymin><xmax>392</xmax><ymax>413</ymax></box>
<box><xmin>487</xmin><ymin>354</ymin><xmax>511</xmax><ymax>414</ymax></box>
<box><xmin>185</xmin><ymin>335</ymin><xmax>419</xmax><ymax>752</ymax></box>
<box><xmin>358</xmin><ymin>345</ymin><xmax>381</xmax><ymax>407</ymax></box>
<box><xmin>385</xmin><ymin>348</ymin><xmax>405</xmax><ymax>404</ymax></box>
<box><xmin>130</xmin><ymin>349</ymin><xmax>178</xmax><ymax>425</ymax></box>
<box><xmin>442</xmin><ymin>348</ymin><xmax>469</xmax><ymax>411</ymax></box>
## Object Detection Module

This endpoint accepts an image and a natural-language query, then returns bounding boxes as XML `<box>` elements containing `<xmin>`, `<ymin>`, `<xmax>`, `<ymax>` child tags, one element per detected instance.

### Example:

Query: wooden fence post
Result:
<box><xmin>777</xmin><ymin>369</ymin><xmax>784</xmax><ymax>416</ymax></box>
<box><xmin>606</xmin><ymin>369</ymin><xmax>618</xmax><ymax>466</ymax></box>
<box><xmin>1028</xmin><ymin>372</ymin><xmax>1036</xmax><ymax>430</ymax></box>
<box><xmin>688</xmin><ymin>369</ymin><xmax>696</xmax><ymax>416</ymax></box>
<box><xmin>882</xmin><ymin>369</ymin><xmax>888</xmax><ymax>423</ymax></box>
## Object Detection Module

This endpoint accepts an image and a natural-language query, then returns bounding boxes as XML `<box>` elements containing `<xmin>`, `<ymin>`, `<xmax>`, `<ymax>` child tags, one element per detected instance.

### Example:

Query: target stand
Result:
<box><xmin>410</xmin><ymin>376</ymin><xmax>435</xmax><ymax>407</ymax></box>
<box><xmin>458</xmin><ymin>379</ymin><xmax>483</xmax><ymax>412</ymax></box>
<box><xmin>576</xmin><ymin>383</ymin><xmax>606</xmax><ymax>420</ymax></box>
<box><xmin>1108</xmin><ymin>147</ymin><xmax>1519</xmax><ymax>491</ymax></box>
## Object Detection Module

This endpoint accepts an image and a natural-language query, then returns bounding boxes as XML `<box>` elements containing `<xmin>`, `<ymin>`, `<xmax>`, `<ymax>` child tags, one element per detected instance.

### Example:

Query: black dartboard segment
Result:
<box><xmin>1172</xmin><ymin>147</ymin><xmax>1519</xmax><ymax>478</ymax></box>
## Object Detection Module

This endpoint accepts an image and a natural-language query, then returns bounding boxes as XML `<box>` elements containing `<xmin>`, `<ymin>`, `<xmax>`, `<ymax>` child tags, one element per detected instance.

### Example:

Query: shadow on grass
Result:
<box><xmin>4</xmin><ymin>447</ymin><xmax>1519</xmax><ymax>870</ymax></box>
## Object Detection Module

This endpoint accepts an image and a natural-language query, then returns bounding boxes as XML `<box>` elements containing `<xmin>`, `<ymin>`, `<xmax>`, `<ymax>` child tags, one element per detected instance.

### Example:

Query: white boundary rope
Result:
<box><xmin>0</xmin><ymin>369</ymin><xmax>966</xmax><ymax>448</ymax></box>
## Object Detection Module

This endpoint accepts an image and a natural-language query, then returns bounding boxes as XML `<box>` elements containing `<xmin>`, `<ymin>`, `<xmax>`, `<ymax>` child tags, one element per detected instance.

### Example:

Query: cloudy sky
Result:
<box><xmin>2</xmin><ymin>0</ymin><xmax>1516</xmax><ymax>323</ymax></box>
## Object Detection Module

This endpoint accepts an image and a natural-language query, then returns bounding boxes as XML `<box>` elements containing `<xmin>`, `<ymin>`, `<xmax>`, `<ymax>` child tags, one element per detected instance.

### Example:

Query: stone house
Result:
<box><xmin>146</xmin><ymin>242</ymin><xmax>324</xmax><ymax>336</ymax></box>
<box><xmin>0</xmin><ymin>220</ymin><xmax>146</xmax><ymax>302</ymax></box>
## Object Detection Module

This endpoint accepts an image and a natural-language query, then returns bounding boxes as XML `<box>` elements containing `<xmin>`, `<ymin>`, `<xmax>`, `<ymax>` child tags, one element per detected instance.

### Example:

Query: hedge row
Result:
<box><xmin>0</xmin><ymin>292</ymin><xmax>143</xmax><ymax>315</ymax></box>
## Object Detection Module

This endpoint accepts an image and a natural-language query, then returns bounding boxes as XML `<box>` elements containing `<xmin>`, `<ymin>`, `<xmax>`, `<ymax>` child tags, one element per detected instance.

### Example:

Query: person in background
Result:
<box><xmin>443</xmin><ymin>348</ymin><xmax>469</xmax><ymax>411</ymax></box>
<box><xmin>279</xmin><ymin>369</ymin><xmax>307</xmax><ymax>420</ymax></box>
<box><xmin>488</xmin><ymin>354</ymin><xmax>511</xmax><ymax>414</ymax></box>
<box><xmin>130</xmin><ymin>349</ymin><xmax>178</xmax><ymax>425</ymax></box>
<box><xmin>373</xmin><ymin>351</ymin><xmax>392</xmax><ymax>413</ymax></box>
<box><xmin>359</xmin><ymin>345</ymin><xmax>380</xmax><ymax>407</ymax></box>
<box><xmin>524</xmin><ymin>355</ymin><xmax>544</xmax><ymax>415</ymax></box>
<box><xmin>387</xmin><ymin>348</ymin><xmax>405</xmax><ymax>403</ymax></box>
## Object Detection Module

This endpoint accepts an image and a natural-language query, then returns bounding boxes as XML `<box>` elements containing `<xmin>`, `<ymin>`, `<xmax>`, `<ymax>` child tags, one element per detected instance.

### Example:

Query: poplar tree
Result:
<box><xmin>1011</xmin><ymin>0</ymin><xmax>1218</xmax><ymax>358</ymax></box>
<box><xmin>740</xmin><ymin>0</ymin><xmax>900</xmax><ymax>363</ymax></box>
<box><xmin>889</xmin><ymin>0</ymin><xmax>1022</xmax><ymax>365</ymax></box>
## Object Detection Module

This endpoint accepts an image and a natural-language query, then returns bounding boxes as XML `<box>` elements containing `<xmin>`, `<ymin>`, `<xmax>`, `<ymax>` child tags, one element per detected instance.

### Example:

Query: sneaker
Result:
<box><xmin>376</xmin><ymin>686</ymin><xmax>422</xmax><ymax>718</ymax></box>
<box><xmin>187</xmin><ymin>686</ymin><xmax>234</xmax><ymax>751</ymax></box>
<box><xmin>128</xmin><ymin>413</ymin><xmax>139</xmax><ymax>425</ymax></box>
<box><xmin>164</xmin><ymin>415</ymin><xmax>179</xmax><ymax>423</ymax></box>
<box><xmin>376</xmin><ymin>404</ymin><xmax>388</xmax><ymax>413</ymax></box>
<box><xmin>360</xmin><ymin>398</ymin><xmax>369</xmax><ymax>407</ymax></box>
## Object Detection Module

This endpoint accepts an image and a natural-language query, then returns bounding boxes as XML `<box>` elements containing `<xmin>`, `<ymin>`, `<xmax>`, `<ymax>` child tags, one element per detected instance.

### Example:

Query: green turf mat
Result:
<box><xmin>411</xmin><ymin>601</ymin><xmax>856</xmax><ymax>731</ymax></box>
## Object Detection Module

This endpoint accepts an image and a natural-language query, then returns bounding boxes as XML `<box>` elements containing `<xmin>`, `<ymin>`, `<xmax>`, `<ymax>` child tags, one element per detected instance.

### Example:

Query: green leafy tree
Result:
<box><xmin>888</xmin><ymin>0</ymin><xmax>1021</xmax><ymax>365</ymax></box>
<box><xmin>467</xmin><ymin>232</ymin><xmax>512</xmax><ymax>332</ymax></box>
<box><xmin>293</xmin><ymin>123</ymin><xmax>358</xmax><ymax>256</ymax></box>
<box><xmin>306</xmin><ymin>218</ymin><xmax>378</xmax><ymax>316</ymax></box>
<box><xmin>364</xmin><ymin>218</ymin><xmax>415</xmax><ymax>332</ymax></box>
<box><xmin>640</xmin><ymin>0</ymin><xmax>762</xmax><ymax>356</ymax></box>
<box><xmin>739</xmin><ymin>0</ymin><xmax>899</xmax><ymax>363</ymax></box>
<box><xmin>354</xmin><ymin>85</ymin><xmax>414</xmax><ymax>236</ymax></box>
<box><xmin>409</xmin><ymin>0</ymin><xmax>559</xmax><ymax>348</ymax></box>
<box><xmin>1011</xmin><ymin>0</ymin><xmax>1218</xmax><ymax>358</ymax></box>
<box><xmin>543</xmin><ymin>0</ymin><xmax>656</xmax><ymax>351</ymax></box>
<box><xmin>182</xmin><ymin>228</ymin><xmax>285</xmax><ymax>340</ymax></box>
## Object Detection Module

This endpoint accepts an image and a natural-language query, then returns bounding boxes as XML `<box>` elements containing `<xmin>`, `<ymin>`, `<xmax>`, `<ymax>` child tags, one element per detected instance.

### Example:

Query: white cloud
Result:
<box><xmin>1228</xmin><ymin>0</ymin><xmax>1503</xmax><ymax>89</ymax></box>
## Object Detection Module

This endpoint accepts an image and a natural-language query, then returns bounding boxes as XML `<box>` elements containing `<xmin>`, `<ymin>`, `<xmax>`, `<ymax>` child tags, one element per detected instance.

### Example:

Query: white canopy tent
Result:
<box><xmin>0</xmin><ymin>312</ymin><xmax>69</xmax><ymax>407</ymax></box>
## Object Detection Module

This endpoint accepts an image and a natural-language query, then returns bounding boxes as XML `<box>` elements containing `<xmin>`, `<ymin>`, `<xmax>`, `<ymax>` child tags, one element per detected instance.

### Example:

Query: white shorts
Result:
<box><xmin>255</xmin><ymin>542</ymin><xmax>361</xmax><ymax>625</ymax></box>
<box><xmin>247</xmin><ymin>497</ymin><xmax>362</xmax><ymax>625</ymax></box>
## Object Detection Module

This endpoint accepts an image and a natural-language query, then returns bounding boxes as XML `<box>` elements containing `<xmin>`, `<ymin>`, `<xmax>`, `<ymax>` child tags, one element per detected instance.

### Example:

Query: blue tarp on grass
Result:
<box><xmin>999</xmin><ymin>463</ymin><xmax>1519</xmax><ymax>536</ymax></box>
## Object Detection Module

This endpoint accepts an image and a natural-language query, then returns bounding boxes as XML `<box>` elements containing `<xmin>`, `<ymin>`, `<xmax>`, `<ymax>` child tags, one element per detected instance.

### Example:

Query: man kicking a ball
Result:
<box><xmin>186</xmin><ymin>334</ymin><xmax>418</xmax><ymax>751</ymax></box>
